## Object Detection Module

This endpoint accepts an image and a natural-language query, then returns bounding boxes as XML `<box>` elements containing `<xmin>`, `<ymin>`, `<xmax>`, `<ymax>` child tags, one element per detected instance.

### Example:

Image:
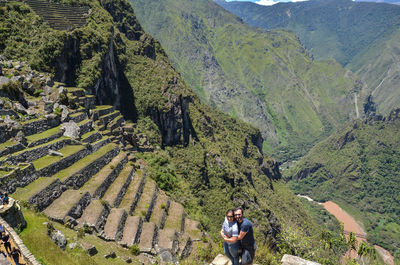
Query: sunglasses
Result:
<box><xmin>227</xmin><ymin>215</ymin><xmax>234</xmax><ymax>218</ymax></box>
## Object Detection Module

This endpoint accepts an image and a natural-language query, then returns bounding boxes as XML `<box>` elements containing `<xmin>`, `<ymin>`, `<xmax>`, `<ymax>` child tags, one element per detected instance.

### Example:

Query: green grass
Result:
<box><xmin>81</xmin><ymin>130</ymin><xmax>97</xmax><ymax>140</ymax></box>
<box><xmin>19</xmin><ymin>208</ymin><xmax>142</xmax><ymax>265</ymax></box>
<box><xmin>32</xmin><ymin>144</ymin><xmax>86</xmax><ymax>170</ymax></box>
<box><xmin>0</xmin><ymin>139</ymin><xmax>18</xmax><ymax>151</ymax></box>
<box><xmin>12</xmin><ymin>177</ymin><xmax>56</xmax><ymax>202</ymax></box>
<box><xmin>25</xmin><ymin>126</ymin><xmax>62</xmax><ymax>143</ymax></box>
<box><xmin>55</xmin><ymin>143</ymin><xmax>116</xmax><ymax>181</ymax></box>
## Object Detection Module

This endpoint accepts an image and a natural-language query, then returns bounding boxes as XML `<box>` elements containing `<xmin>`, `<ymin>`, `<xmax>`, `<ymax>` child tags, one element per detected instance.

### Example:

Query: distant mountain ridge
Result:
<box><xmin>129</xmin><ymin>0</ymin><xmax>361</xmax><ymax>162</ymax></box>
<box><xmin>217</xmin><ymin>0</ymin><xmax>400</xmax><ymax>115</ymax></box>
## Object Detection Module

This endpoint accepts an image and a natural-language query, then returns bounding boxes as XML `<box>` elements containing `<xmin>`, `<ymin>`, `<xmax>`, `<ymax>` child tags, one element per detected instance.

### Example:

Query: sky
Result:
<box><xmin>225</xmin><ymin>0</ymin><xmax>309</xmax><ymax>6</ymax></box>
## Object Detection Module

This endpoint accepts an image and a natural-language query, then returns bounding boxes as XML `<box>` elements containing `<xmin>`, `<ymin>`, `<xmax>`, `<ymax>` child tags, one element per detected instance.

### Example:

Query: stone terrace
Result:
<box><xmin>1</xmin><ymin>78</ymin><xmax>204</xmax><ymax>261</ymax></box>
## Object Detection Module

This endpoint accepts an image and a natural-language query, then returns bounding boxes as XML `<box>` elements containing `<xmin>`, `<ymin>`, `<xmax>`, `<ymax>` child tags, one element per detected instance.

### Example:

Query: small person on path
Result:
<box><xmin>234</xmin><ymin>207</ymin><xmax>256</xmax><ymax>265</ymax></box>
<box><xmin>1</xmin><ymin>232</ymin><xmax>11</xmax><ymax>255</ymax></box>
<box><xmin>11</xmin><ymin>247</ymin><xmax>21</xmax><ymax>265</ymax></box>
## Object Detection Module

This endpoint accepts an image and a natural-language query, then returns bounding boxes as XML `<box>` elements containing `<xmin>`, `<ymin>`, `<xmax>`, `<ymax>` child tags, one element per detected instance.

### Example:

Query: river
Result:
<box><xmin>297</xmin><ymin>195</ymin><xmax>394</xmax><ymax>264</ymax></box>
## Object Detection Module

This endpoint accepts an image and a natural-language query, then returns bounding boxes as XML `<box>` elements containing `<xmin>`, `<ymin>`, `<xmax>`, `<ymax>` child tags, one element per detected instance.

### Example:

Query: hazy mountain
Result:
<box><xmin>129</xmin><ymin>0</ymin><xmax>361</xmax><ymax>162</ymax></box>
<box><xmin>217</xmin><ymin>0</ymin><xmax>400</xmax><ymax>115</ymax></box>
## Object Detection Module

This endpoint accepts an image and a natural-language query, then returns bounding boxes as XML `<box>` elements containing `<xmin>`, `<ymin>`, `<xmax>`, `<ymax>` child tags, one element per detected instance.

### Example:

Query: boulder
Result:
<box><xmin>210</xmin><ymin>254</ymin><xmax>231</xmax><ymax>265</ymax></box>
<box><xmin>0</xmin><ymin>76</ymin><xmax>10</xmax><ymax>87</ymax></box>
<box><xmin>0</xmin><ymin>99</ymin><xmax>4</xmax><ymax>107</ymax></box>
<box><xmin>49</xmin><ymin>228</ymin><xmax>67</xmax><ymax>250</ymax></box>
<box><xmin>13</xmin><ymin>103</ymin><xmax>27</xmax><ymax>114</ymax></box>
<box><xmin>281</xmin><ymin>255</ymin><xmax>321</xmax><ymax>265</ymax></box>
<box><xmin>44</xmin><ymin>100</ymin><xmax>54</xmax><ymax>113</ymax></box>
<box><xmin>4</xmin><ymin>115</ymin><xmax>21</xmax><ymax>130</ymax></box>
<box><xmin>14</xmin><ymin>64</ymin><xmax>22</xmax><ymax>70</ymax></box>
<box><xmin>104</xmin><ymin>251</ymin><xmax>116</xmax><ymax>259</ymax></box>
<box><xmin>61</xmin><ymin>121</ymin><xmax>80</xmax><ymax>139</ymax></box>
<box><xmin>6</xmin><ymin>61</ymin><xmax>13</xmax><ymax>68</ymax></box>
<box><xmin>46</xmin><ymin>78</ymin><xmax>54</xmax><ymax>87</ymax></box>
<box><xmin>81</xmin><ymin>242</ymin><xmax>98</xmax><ymax>256</ymax></box>
<box><xmin>26</xmin><ymin>109</ymin><xmax>36</xmax><ymax>116</ymax></box>
<box><xmin>60</xmin><ymin>105</ymin><xmax>69</xmax><ymax>122</ymax></box>
<box><xmin>44</xmin><ymin>85</ymin><xmax>53</xmax><ymax>95</ymax></box>
<box><xmin>15</xmin><ymin>131</ymin><xmax>27</xmax><ymax>146</ymax></box>
<box><xmin>49</xmin><ymin>149</ymin><xmax>63</xmax><ymax>157</ymax></box>
<box><xmin>68</xmin><ymin>242</ymin><xmax>80</xmax><ymax>249</ymax></box>
<box><xmin>11</xmin><ymin>76</ymin><xmax>24</xmax><ymax>83</ymax></box>
<box><xmin>120</xmin><ymin>256</ymin><xmax>132</xmax><ymax>263</ymax></box>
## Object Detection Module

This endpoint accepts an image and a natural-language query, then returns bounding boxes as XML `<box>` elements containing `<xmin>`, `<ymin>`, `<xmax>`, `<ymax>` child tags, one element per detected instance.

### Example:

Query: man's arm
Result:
<box><xmin>223</xmin><ymin>235</ymin><xmax>238</xmax><ymax>243</ymax></box>
<box><xmin>237</xmin><ymin>230</ymin><xmax>247</xmax><ymax>241</ymax></box>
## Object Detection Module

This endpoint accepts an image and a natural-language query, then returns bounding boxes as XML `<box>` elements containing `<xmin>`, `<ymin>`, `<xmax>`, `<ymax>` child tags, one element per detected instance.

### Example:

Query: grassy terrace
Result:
<box><xmin>12</xmin><ymin>177</ymin><xmax>56</xmax><ymax>202</ymax></box>
<box><xmin>32</xmin><ymin>144</ymin><xmax>86</xmax><ymax>170</ymax></box>
<box><xmin>81</xmin><ymin>130</ymin><xmax>97</xmax><ymax>140</ymax></box>
<box><xmin>25</xmin><ymin>126</ymin><xmax>62</xmax><ymax>143</ymax></box>
<box><xmin>55</xmin><ymin>143</ymin><xmax>116</xmax><ymax>182</ymax></box>
<box><xmin>0</xmin><ymin>139</ymin><xmax>17</xmax><ymax>151</ymax></box>
<box><xmin>19</xmin><ymin>208</ymin><xmax>141</xmax><ymax>265</ymax></box>
<box><xmin>81</xmin><ymin>152</ymin><xmax>126</xmax><ymax>195</ymax></box>
<box><xmin>94</xmin><ymin>105</ymin><xmax>113</xmax><ymax>111</ymax></box>
<box><xmin>0</xmin><ymin>137</ymin><xmax>69</xmax><ymax>162</ymax></box>
<box><xmin>118</xmin><ymin>169</ymin><xmax>144</xmax><ymax>212</ymax></box>
<box><xmin>133</xmin><ymin>180</ymin><xmax>156</xmax><ymax>217</ymax></box>
<box><xmin>102</xmin><ymin>164</ymin><xmax>134</xmax><ymax>206</ymax></box>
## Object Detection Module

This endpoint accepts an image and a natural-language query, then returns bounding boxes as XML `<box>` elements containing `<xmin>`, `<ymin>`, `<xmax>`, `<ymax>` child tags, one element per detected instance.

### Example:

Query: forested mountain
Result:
<box><xmin>285</xmin><ymin>109</ymin><xmax>400</xmax><ymax>260</ymax></box>
<box><xmin>0</xmin><ymin>0</ymin><xmax>349</xmax><ymax>263</ymax></box>
<box><xmin>217</xmin><ymin>0</ymin><xmax>400</xmax><ymax>115</ymax></box>
<box><xmin>129</xmin><ymin>0</ymin><xmax>361</xmax><ymax>162</ymax></box>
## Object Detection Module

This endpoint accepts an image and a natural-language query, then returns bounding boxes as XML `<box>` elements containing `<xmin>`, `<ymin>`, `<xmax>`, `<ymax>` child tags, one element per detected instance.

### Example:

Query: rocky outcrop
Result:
<box><xmin>149</xmin><ymin>95</ymin><xmax>195</xmax><ymax>147</ymax></box>
<box><xmin>294</xmin><ymin>163</ymin><xmax>323</xmax><ymax>180</ymax></box>
<box><xmin>281</xmin><ymin>254</ymin><xmax>321</xmax><ymax>265</ymax></box>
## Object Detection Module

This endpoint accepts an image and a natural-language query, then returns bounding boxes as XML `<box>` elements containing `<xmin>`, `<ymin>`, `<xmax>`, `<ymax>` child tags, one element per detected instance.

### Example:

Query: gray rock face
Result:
<box><xmin>14</xmin><ymin>102</ymin><xmax>27</xmax><ymax>114</ymax></box>
<box><xmin>15</xmin><ymin>131</ymin><xmax>27</xmax><ymax>146</ymax></box>
<box><xmin>61</xmin><ymin>121</ymin><xmax>80</xmax><ymax>139</ymax></box>
<box><xmin>281</xmin><ymin>255</ymin><xmax>321</xmax><ymax>265</ymax></box>
<box><xmin>49</xmin><ymin>229</ymin><xmax>67</xmax><ymax>250</ymax></box>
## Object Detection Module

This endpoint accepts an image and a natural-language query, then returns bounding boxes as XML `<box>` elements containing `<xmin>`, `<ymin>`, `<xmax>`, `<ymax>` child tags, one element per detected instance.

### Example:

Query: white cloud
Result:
<box><xmin>255</xmin><ymin>0</ymin><xmax>308</xmax><ymax>6</ymax></box>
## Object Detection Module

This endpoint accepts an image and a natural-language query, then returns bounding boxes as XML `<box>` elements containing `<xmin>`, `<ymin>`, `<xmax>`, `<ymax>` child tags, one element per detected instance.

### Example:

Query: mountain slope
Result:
<box><xmin>217</xmin><ymin>0</ymin><xmax>400</xmax><ymax>115</ymax></box>
<box><xmin>129</xmin><ymin>0</ymin><xmax>360</xmax><ymax>162</ymax></box>
<box><xmin>0</xmin><ymin>0</ymin><xmax>346</xmax><ymax>263</ymax></box>
<box><xmin>284</xmin><ymin>110</ymin><xmax>400</xmax><ymax>260</ymax></box>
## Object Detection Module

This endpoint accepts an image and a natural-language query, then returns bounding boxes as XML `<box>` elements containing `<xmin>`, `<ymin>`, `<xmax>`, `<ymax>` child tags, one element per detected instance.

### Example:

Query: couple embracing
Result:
<box><xmin>221</xmin><ymin>207</ymin><xmax>256</xmax><ymax>265</ymax></box>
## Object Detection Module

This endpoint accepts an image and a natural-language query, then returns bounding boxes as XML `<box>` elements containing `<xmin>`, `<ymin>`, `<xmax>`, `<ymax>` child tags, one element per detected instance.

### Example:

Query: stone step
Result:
<box><xmin>76</xmin><ymin>199</ymin><xmax>110</xmax><ymax>233</ymax></box>
<box><xmin>132</xmin><ymin>180</ymin><xmax>157</xmax><ymax>221</ymax></box>
<box><xmin>66</xmin><ymin>87</ymin><xmax>85</xmax><ymax>97</ymax></box>
<box><xmin>43</xmin><ymin>190</ymin><xmax>91</xmax><ymax>222</ymax></box>
<box><xmin>164</xmin><ymin>201</ymin><xmax>185</xmax><ymax>233</ymax></box>
<box><xmin>108</xmin><ymin>115</ymin><xmax>124</xmax><ymax>132</ymax></box>
<box><xmin>0</xmin><ymin>139</ymin><xmax>24</xmax><ymax>158</ymax></box>
<box><xmin>184</xmin><ymin>219</ymin><xmax>202</xmax><ymax>241</ymax></box>
<box><xmin>69</xmin><ymin>111</ymin><xmax>87</xmax><ymax>123</ymax></box>
<box><xmin>100</xmin><ymin>208</ymin><xmax>127</xmax><ymax>242</ymax></box>
<box><xmin>118</xmin><ymin>170</ymin><xmax>146</xmax><ymax>214</ymax></box>
<box><xmin>34</xmin><ymin>144</ymin><xmax>89</xmax><ymax>177</ymax></box>
<box><xmin>149</xmin><ymin>191</ymin><xmax>169</xmax><ymax>228</ymax></box>
<box><xmin>90</xmin><ymin>137</ymin><xmax>111</xmax><ymax>152</ymax></box>
<box><xmin>81</xmin><ymin>130</ymin><xmax>102</xmax><ymax>143</ymax></box>
<box><xmin>77</xmin><ymin>119</ymin><xmax>93</xmax><ymax>136</ymax></box>
<box><xmin>102</xmin><ymin>164</ymin><xmax>134</xmax><ymax>208</ymax></box>
<box><xmin>25</xmin><ymin>125</ymin><xmax>63</xmax><ymax>148</ymax></box>
<box><xmin>178</xmin><ymin>234</ymin><xmax>192</xmax><ymax>259</ymax></box>
<box><xmin>157</xmin><ymin>228</ymin><xmax>178</xmax><ymax>253</ymax></box>
<box><xmin>119</xmin><ymin>216</ymin><xmax>142</xmax><ymax>247</ymax></box>
<box><xmin>138</xmin><ymin>222</ymin><xmax>157</xmax><ymax>253</ymax></box>
<box><xmin>1</xmin><ymin>137</ymin><xmax>70</xmax><ymax>165</ymax></box>
<box><xmin>21</xmin><ymin>115</ymin><xmax>60</xmax><ymax>136</ymax></box>
<box><xmin>90</xmin><ymin>105</ymin><xmax>114</xmax><ymax>121</ymax></box>
<box><xmin>98</xmin><ymin>110</ymin><xmax>120</xmax><ymax>126</ymax></box>
<box><xmin>81</xmin><ymin>152</ymin><xmax>127</xmax><ymax>198</ymax></box>
<box><xmin>59</xmin><ymin>143</ymin><xmax>119</xmax><ymax>189</ymax></box>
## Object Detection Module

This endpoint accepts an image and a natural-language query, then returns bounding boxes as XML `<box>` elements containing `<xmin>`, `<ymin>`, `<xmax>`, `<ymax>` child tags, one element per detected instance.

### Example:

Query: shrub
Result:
<box><xmin>129</xmin><ymin>244</ymin><xmax>140</xmax><ymax>256</ymax></box>
<box><xmin>160</xmin><ymin>203</ymin><xmax>166</xmax><ymax>209</ymax></box>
